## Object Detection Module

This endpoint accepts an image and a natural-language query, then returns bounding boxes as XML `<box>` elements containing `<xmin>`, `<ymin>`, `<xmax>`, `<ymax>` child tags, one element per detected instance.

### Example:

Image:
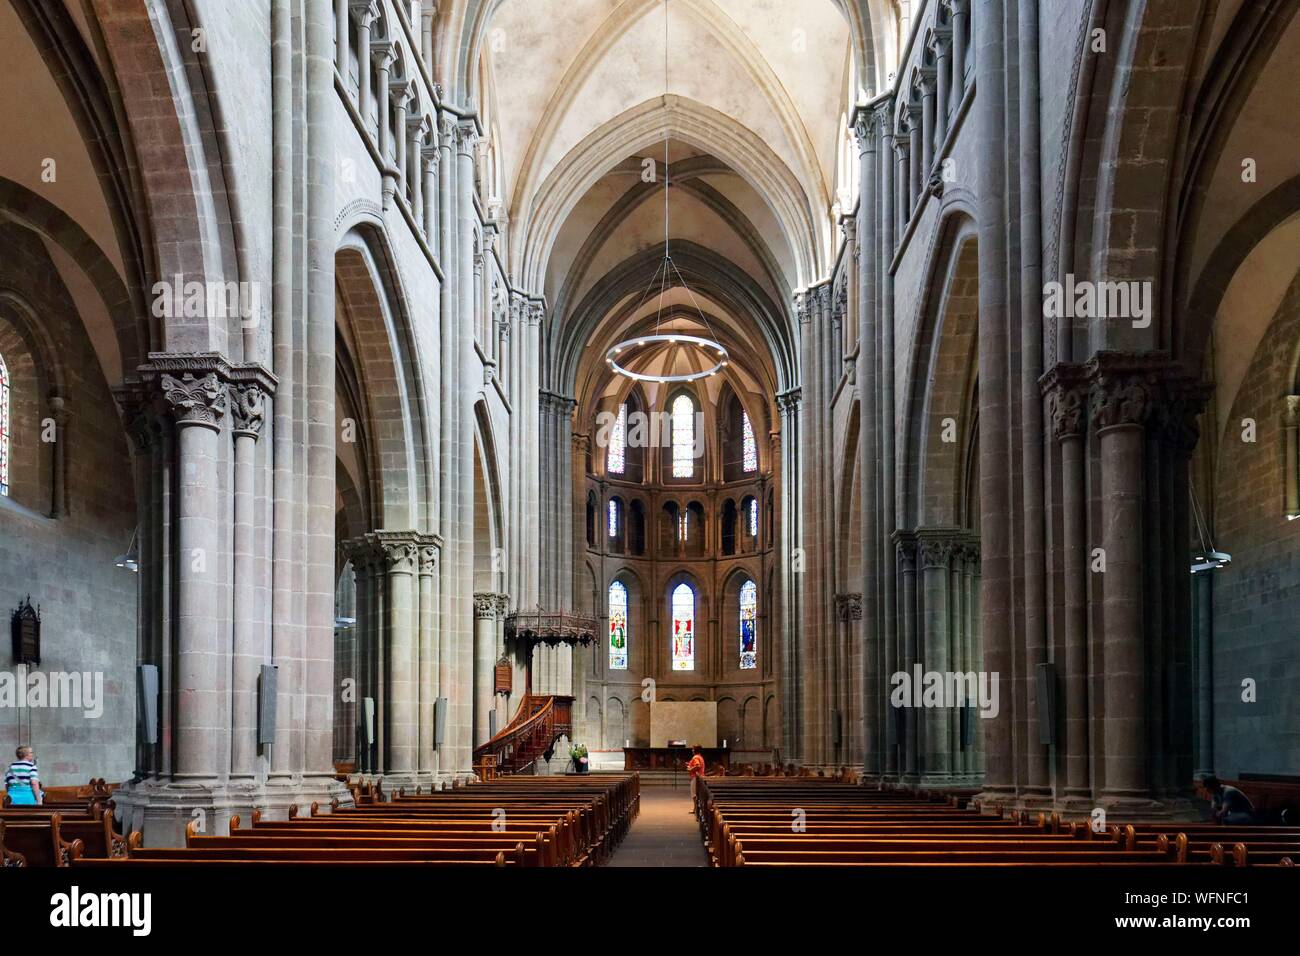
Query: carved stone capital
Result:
<box><xmin>383</xmin><ymin>540</ymin><xmax>418</xmax><ymax>574</ymax></box>
<box><xmin>455</xmin><ymin>119</ymin><xmax>479</xmax><ymax>156</ymax></box>
<box><xmin>1284</xmin><ymin>395</ymin><xmax>1300</xmax><ymax>429</ymax></box>
<box><xmin>350</xmin><ymin>0</ymin><xmax>381</xmax><ymax>27</ymax></box>
<box><xmin>160</xmin><ymin>372</ymin><xmax>226</xmax><ymax>429</ymax></box>
<box><xmin>371</xmin><ymin>40</ymin><xmax>397</xmax><ymax>73</ymax></box>
<box><xmin>474</xmin><ymin>592</ymin><xmax>502</xmax><ymax>620</ymax></box>
<box><xmin>230</xmin><ymin>383</ymin><xmax>267</xmax><ymax>437</ymax></box>
<box><xmin>835</xmin><ymin>593</ymin><xmax>864</xmax><ymax>622</ymax></box>
<box><xmin>1041</xmin><ymin>364</ymin><xmax>1089</xmax><ymax>440</ymax></box>
<box><xmin>894</xmin><ymin>532</ymin><xmax>917</xmax><ymax>573</ymax></box>
<box><xmin>1086</xmin><ymin>356</ymin><xmax>1158</xmax><ymax>432</ymax></box>
<box><xmin>419</xmin><ymin>543</ymin><xmax>439</xmax><ymax>575</ymax></box>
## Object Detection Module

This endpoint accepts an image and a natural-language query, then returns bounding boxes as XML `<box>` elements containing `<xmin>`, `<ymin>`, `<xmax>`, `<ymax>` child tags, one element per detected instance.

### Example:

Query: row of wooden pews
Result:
<box><xmin>1</xmin><ymin>780</ymin><xmax>129</xmax><ymax>867</ymax></box>
<box><xmin>696</xmin><ymin>778</ymin><xmax>1300</xmax><ymax>868</ymax></box>
<box><xmin>67</xmin><ymin>773</ymin><xmax>639</xmax><ymax>868</ymax></box>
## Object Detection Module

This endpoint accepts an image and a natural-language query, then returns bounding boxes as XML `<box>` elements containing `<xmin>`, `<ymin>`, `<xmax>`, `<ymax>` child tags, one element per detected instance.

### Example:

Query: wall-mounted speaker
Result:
<box><xmin>433</xmin><ymin>697</ymin><xmax>448</xmax><ymax>748</ymax></box>
<box><xmin>887</xmin><ymin>704</ymin><xmax>903</xmax><ymax>747</ymax></box>
<box><xmin>258</xmin><ymin>665</ymin><xmax>278</xmax><ymax>744</ymax></box>
<box><xmin>137</xmin><ymin>664</ymin><xmax>159</xmax><ymax>745</ymax></box>
<box><xmin>363</xmin><ymin>697</ymin><xmax>376</xmax><ymax>746</ymax></box>
<box><xmin>488</xmin><ymin>709</ymin><xmax>498</xmax><ymax>739</ymax></box>
<box><xmin>830</xmin><ymin>709</ymin><xmax>842</xmax><ymax>746</ymax></box>
<box><xmin>1036</xmin><ymin>662</ymin><xmax>1057</xmax><ymax>746</ymax></box>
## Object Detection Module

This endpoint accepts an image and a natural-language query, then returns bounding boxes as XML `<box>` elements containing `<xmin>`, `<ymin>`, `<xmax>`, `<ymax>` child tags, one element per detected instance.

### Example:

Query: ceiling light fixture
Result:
<box><xmin>605</xmin><ymin>0</ymin><xmax>727</xmax><ymax>385</ymax></box>
<box><xmin>1190</xmin><ymin>479</ymin><xmax>1230</xmax><ymax>574</ymax></box>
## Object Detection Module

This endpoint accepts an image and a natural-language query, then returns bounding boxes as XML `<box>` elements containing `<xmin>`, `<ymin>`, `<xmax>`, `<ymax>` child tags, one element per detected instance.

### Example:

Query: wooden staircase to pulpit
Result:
<box><xmin>473</xmin><ymin>695</ymin><xmax>574</xmax><ymax>776</ymax></box>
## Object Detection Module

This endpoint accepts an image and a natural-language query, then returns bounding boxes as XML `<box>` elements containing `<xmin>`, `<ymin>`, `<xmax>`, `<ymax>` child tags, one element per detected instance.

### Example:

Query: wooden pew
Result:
<box><xmin>0</xmin><ymin>814</ymin><xmax>84</xmax><ymax>867</ymax></box>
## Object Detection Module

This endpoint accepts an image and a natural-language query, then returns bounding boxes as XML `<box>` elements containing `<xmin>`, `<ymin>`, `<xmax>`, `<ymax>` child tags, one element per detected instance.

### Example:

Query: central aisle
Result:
<box><xmin>604</xmin><ymin>785</ymin><xmax>710</xmax><ymax>867</ymax></box>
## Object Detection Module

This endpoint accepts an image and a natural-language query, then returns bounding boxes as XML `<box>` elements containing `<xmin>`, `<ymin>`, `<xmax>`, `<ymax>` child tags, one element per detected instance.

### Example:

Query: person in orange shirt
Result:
<box><xmin>685</xmin><ymin>745</ymin><xmax>706</xmax><ymax>813</ymax></box>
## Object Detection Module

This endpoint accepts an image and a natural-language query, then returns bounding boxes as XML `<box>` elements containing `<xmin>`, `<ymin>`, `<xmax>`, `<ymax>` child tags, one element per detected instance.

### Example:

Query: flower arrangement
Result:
<box><xmin>570</xmin><ymin>743</ymin><xmax>589</xmax><ymax>773</ymax></box>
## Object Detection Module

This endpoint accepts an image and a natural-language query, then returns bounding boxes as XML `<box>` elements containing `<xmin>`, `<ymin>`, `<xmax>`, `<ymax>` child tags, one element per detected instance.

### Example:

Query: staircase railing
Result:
<box><xmin>473</xmin><ymin>695</ymin><xmax>574</xmax><ymax>776</ymax></box>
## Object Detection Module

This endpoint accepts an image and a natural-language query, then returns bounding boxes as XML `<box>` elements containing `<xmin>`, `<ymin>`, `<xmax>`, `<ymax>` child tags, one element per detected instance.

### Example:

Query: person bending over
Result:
<box><xmin>1201</xmin><ymin>775</ymin><xmax>1254</xmax><ymax>825</ymax></box>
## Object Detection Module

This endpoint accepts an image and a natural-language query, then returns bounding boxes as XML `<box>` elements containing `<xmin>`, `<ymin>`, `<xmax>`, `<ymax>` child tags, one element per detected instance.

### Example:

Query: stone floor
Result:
<box><xmin>604</xmin><ymin>785</ymin><xmax>710</xmax><ymax>867</ymax></box>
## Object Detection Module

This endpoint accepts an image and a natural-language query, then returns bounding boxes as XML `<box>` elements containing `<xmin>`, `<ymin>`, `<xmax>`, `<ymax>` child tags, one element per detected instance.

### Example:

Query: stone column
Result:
<box><xmin>1193</xmin><ymin>567</ymin><xmax>1214</xmax><ymax>778</ymax></box>
<box><xmin>389</xmin><ymin>82</ymin><xmax>412</xmax><ymax>208</ymax></box>
<box><xmin>908</xmin><ymin>102</ymin><xmax>922</xmax><ymax>213</ymax></box>
<box><xmin>1046</xmin><ymin>371</ymin><xmax>1090</xmax><ymax>801</ymax></box>
<box><xmin>305</xmin><ymin>0</ymin><xmax>340</xmax><ymax>793</ymax></box>
<box><xmin>408</xmin><ymin>113</ymin><xmax>429</xmax><ymax>225</ymax></box>
<box><xmin>422</xmin><ymin>140</ymin><xmax>438</xmax><ymax>241</ymax></box>
<box><xmin>473</xmin><ymin>592</ymin><xmax>499</xmax><ymax>748</ymax></box>
<box><xmin>896</xmin><ymin>534</ymin><xmax>918</xmax><ymax>780</ymax></box>
<box><xmin>372</xmin><ymin>41</ymin><xmax>395</xmax><ymax>165</ymax></box>
<box><xmin>974</xmin><ymin>0</ymin><xmax>1014</xmax><ymax>801</ymax></box>
<box><xmin>382</xmin><ymin>536</ymin><xmax>418</xmax><ymax>780</ymax></box>
<box><xmin>918</xmin><ymin>69</ymin><xmax>937</xmax><ymax>175</ymax></box>
<box><xmin>453</xmin><ymin>118</ymin><xmax>480</xmax><ymax>775</ymax></box>
<box><xmin>931</xmin><ymin>28</ymin><xmax>952</xmax><ymax>145</ymax></box>
<box><xmin>352</xmin><ymin>1</ymin><xmax>379</xmax><ymax>121</ymax></box>
<box><xmin>961</xmin><ymin>541</ymin><xmax>980</xmax><ymax>777</ymax></box>
<box><xmin>421</xmin><ymin>2</ymin><xmax>436</xmax><ymax>69</ymax></box>
<box><xmin>877</xmin><ymin>101</ymin><xmax>899</xmax><ymax>782</ymax></box>
<box><xmin>1089</xmin><ymin>360</ymin><xmax>1152</xmax><ymax>806</ymax></box>
<box><xmin>158</xmin><ymin>370</ymin><xmax>227</xmax><ymax>784</ymax></box>
<box><xmin>436</xmin><ymin>111</ymin><xmax>457</xmax><ymax>780</ymax></box>
<box><xmin>334</xmin><ymin>0</ymin><xmax>349</xmax><ymax>73</ymax></box>
<box><xmin>418</xmin><ymin>539</ymin><xmax>439</xmax><ymax>781</ymax></box>
<box><xmin>894</xmin><ymin>120</ymin><xmax>911</xmax><ymax>235</ymax></box>
<box><xmin>919</xmin><ymin>532</ymin><xmax>952</xmax><ymax>782</ymax></box>
<box><xmin>230</xmin><ymin>379</ymin><xmax>270</xmax><ymax>781</ymax></box>
<box><xmin>852</xmin><ymin>104</ymin><xmax>879</xmax><ymax>779</ymax></box>
<box><xmin>776</xmin><ymin>387</ymin><xmax>802</xmax><ymax>763</ymax></box>
<box><xmin>948</xmin><ymin>0</ymin><xmax>968</xmax><ymax>99</ymax></box>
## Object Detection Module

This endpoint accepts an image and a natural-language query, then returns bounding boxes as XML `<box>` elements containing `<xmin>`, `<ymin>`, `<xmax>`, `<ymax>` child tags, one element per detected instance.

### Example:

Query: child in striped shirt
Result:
<box><xmin>4</xmin><ymin>746</ymin><xmax>41</xmax><ymax>805</ymax></box>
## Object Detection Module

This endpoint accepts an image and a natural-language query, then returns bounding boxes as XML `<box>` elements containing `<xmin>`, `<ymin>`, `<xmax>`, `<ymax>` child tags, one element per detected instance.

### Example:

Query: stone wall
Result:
<box><xmin>0</xmin><ymin>222</ymin><xmax>136</xmax><ymax>786</ymax></box>
<box><xmin>1211</xmin><ymin>273</ymin><xmax>1300</xmax><ymax>776</ymax></box>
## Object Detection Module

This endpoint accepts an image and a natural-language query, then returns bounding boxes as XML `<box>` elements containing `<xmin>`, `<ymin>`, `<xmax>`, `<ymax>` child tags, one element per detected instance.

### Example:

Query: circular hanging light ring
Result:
<box><xmin>605</xmin><ymin>333</ymin><xmax>730</xmax><ymax>384</ymax></box>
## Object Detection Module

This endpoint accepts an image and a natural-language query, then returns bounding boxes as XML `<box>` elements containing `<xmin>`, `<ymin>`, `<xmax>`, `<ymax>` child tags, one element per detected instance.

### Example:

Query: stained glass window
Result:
<box><xmin>742</xmin><ymin>410</ymin><xmax>757</xmax><ymax>472</ymax></box>
<box><xmin>748</xmin><ymin>497</ymin><xmax>758</xmax><ymax>538</ymax></box>
<box><xmin>671</xmin><ymin>582</ymin><xmax>695</xmax><ymax>670</ymax></box>
<box><xmin>739</xmin><ymin>579</ymin><xmax>757</xmax><ymax>669</ymax></box>
<box><xmin>671</xmin><ymin>394</ymin><xmax>695</xmax><ymax>478</ymax></box>
<box><xmin>608</xmin><ymin>499</ymin><xmax>618</xmax><ymax>537</ymax></box>
<box><xmin>0</xmin><ymin>352</ymin><xmax>9</xmax><ymax>497</ymax></box>
<box><xmin>609</xmin><ymin>581</ymin><xmax>628</xmax><ymax>670</ymax></box>
<box><xmin>607</xmin><ymin>403</ymin><xmax>626</xmax><ymax>474</ymax></box>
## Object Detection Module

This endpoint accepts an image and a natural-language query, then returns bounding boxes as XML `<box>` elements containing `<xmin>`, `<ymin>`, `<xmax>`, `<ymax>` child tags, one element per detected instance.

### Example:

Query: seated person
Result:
<box><xmin>1201</xmin><ymin>775</ymin><xmax>1255</xmax><ymax>825</ymax></box>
